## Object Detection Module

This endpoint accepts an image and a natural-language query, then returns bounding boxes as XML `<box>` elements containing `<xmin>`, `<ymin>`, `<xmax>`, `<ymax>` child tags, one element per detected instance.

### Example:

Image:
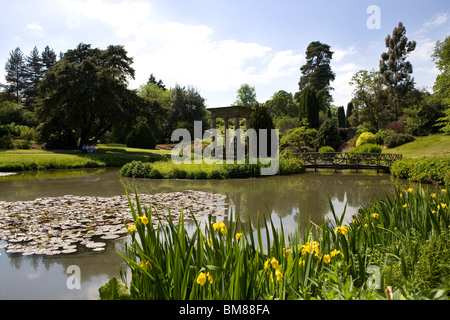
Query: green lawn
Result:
<box><xmin>0</xmin><ymin>144</ymin><xmax>170</xmax><ymax>172</ymax></box>
<box><xmin>383</xmin><ymin>134</ymin><xmax>450</xmax><ymax>158</ymax></box>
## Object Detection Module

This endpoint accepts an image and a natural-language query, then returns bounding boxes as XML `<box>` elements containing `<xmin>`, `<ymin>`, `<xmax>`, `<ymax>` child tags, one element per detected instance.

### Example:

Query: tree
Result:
<box><xmin>4</xmin><ymin>47</ymin><xmax>27</xmax><ymax>103</ymax></box>
<box><xmin>41</xmin><ymin>46</ymin><xmax>57</xmax><ymax>71</ymax></box>
<box><xmin>24</xmin><ymin>47</ymin><xmax>44</xmax><ymax>110</ymax></box>
<box><xmin>126</xmin><ymin>121</ymin><xmax>157</xmax><ymax>149</ymax></box>
<box><xmin>337</xmin><ymin>106</ymin><xmax>346</xmax><ymax>128</ymax></box>
<box><xmin>379</xmin><ymin>22</ymin><xmax>416</xmax><ymax>119</ymax></box>
<box><xmin>250</xmin><ymin>103</ymin><xmax>275</xmax><ymax>156</ymax></box>
<box><xmin>298</xmin><ymin>86</ymin><xmax>320</xmax><ymax>129</ymax></box>
<box><xmin>432</xmin><ymin>36</ymin><xmax>450</xmax><ymax>134</ymax></box>
<box><xmin>234</xmin><ymin>83</ymin><xmax>257</xmax><ymax>108</ymax></box>
<box><xmin>345</xmin><ymin>101</ymin><xmax>354</xmax><ymax>128</ymax></box>
<box><xmin>147</xmin><ymin>73</ymin><xmax>167</xmax><ymax>91</ymax></box>
<box><xmin>314</xmin><ymin>117</ymin><xmax>342</xmax><ymax>151</ymax></box>
<box><xmin>137</xmin><ymin>83</ymin><xmax>171</xmax><ymax>142</ymax></box>
<box><xmin>349</xmin><ymin>70</ymin><xmax>388</xmax><ymax>131</ymax></box>
<box><xmin>169</xmin><ymin>84</ymin><xmax>209</xmax><ymax>137</ymax></box>
<box><xmin>297</xmin><ymin>41</ymin><xmax>335</xmax><ymax>109</ymax></box>
<box><xmin>265</xmin><ymin>90</ymin><xmax>298</xmax><ymax>119</ymax></box>
<box><xmin>432</xmin><ymin>36</ymin><xmax>450</xmax><ymax>107</ymax></box>
<box><xmin>36</xmin><ymin>43</ymin><xmax>141</xmax><ymax>148</ymax></box>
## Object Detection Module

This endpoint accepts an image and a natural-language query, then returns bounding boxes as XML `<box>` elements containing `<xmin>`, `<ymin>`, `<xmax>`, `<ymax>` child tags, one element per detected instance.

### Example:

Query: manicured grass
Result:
<box><xmin>383</xmin><ymin>134</ymin><xmax>450</xmax><ymax>159</ymax></box>
<box><xmin>0</xmin><ymin>144</ymin><xmax>169</xmax><ymax>172</ymax></box>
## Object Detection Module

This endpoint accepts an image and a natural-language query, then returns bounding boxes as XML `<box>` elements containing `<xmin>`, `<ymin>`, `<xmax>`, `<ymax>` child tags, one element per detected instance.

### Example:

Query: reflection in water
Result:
<box><xmin>0</xmin><ymin>168</ymin><xmax>413</xmax><ymax>299</ymax></box>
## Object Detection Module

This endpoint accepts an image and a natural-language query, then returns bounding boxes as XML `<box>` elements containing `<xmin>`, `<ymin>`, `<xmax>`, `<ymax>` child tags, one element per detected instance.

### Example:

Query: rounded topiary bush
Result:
<box><xmin>350</xmin><ymin>143</ymin><xmax>382</xmax><ymax>153</ymax></box>
<box><xmin>318</xmin><ymin>146</ymin><xmax>335</xmax><ymax>153</ymax></box>
<box><xmin>356</xmin><ymin>132</ymin><xmax>377</xmax><ymax>147</ymax></box>
<box><xmin>126</xmin><ymin>122</ymin><xmax>157</xmax><ymax>149</ymax></box>
<box><xmin>384</xmin><ymin>133</ymin><xmax>415</xmax><ymax>148</ymax></box>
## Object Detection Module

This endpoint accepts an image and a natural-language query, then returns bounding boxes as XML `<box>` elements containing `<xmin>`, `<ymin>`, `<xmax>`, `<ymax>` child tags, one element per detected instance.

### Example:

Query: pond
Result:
<box><xmin>0</xmin><ymin>168</ymin><xmax>411</xmax><ymax>299</ymax></box>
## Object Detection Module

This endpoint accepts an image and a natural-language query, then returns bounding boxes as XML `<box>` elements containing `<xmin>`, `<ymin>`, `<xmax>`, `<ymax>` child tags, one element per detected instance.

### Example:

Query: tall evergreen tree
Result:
<box><xmin>297</xmin><ymin>41</ymin><xmax>335</xmax><ymax>109</ymax></box>
<box><xmin>4</xmin><ymin>47</ymin><xmax>27</xmax><ymax>103</ymax></box>
<box><xmin>24</xmin><ymin>46</ymin><xmax>44</xmax><ymax>110</ymax></box>
<box><xmin>250</xmin><ymin>103</ymin><xmax>275</xmax><ymax>156</ymax></box>
<box><xmin>37</xmin><ymin>43</ymin><xmax>141</xmax><ymax>148</ymax></box>
<box><xmin>345</xmin><ymin>101</ymin><xmax>354</xmax><ymax>128</ymax></box>
<box><xmin>147</xmin><ymin>73</ymin><xmax>167</xmax><ymax>91</ymax></box>
<box><xmin>41</xmin><ymin>46</ymin><xmax>57</xmax><ymax>71</ymax></box>
<box><xmin>337</xmin><ymin>106</ymin><xmax>346</xmax><ymax>128</ymax></box>
<box><xmin>379</xmin><ymin>22</ymin><xmax>416</xmax><ymax>119</ymax></box>
<box><xmin>298</xmin><ymin>86</ymin><xmax>320</xmax><ymax>129</ymax></box>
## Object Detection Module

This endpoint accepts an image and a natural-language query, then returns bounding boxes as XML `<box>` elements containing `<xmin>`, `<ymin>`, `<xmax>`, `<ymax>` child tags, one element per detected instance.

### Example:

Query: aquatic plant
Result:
<box><xmin>100</xmin><ymin>184</ymin><xmax>450</xmax><ymax>300</ymax></box>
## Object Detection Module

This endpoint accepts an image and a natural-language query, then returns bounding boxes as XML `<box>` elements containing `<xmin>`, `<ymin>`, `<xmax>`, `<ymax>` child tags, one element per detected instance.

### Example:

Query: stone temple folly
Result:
<box><xmin>206</xmin><ymin>106</ymin><xmax>255</xmax><ymax>159</ymax></box>
<box><xmin>207</xmin><ymin>106</ymin><xmax>254</xmax><ymax>131</ymax></box>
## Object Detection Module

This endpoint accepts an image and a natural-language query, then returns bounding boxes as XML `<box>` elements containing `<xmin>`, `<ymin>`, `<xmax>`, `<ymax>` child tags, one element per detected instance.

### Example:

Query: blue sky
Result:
<box><xmin>1</xmin><ymin>0</ymin><xmax>449</xmax><ymax>108</ymax></box>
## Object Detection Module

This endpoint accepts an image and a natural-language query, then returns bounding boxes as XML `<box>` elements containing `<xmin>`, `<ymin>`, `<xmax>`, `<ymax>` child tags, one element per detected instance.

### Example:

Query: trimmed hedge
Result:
<box><xmin>120</xmin><ymin>157</ymin><xmax>305</xmax><ymax>180</ymax></box>
<box><xmin>391</xmin><ymin>157</ymin><xmax>450</xmax><ymax>185</ymax></box>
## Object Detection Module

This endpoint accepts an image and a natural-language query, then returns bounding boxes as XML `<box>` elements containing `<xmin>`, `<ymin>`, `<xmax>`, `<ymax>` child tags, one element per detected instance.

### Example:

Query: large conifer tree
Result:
<box><xmin>379</xmin><ymin>22</ymin><xmax>416</xmax><ymax>119</ymax></box>
<box><xmin>4</xmin><ymin>47</ymin><xmax>27</xmax><ymax>104</ymax></box>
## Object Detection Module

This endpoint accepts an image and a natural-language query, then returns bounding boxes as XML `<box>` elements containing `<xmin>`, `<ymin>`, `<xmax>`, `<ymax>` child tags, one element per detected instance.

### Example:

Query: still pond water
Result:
<box><xmin>0</xmin><ymin>168</ymin><xmax>411</xmax><ymax>299</ymax></box>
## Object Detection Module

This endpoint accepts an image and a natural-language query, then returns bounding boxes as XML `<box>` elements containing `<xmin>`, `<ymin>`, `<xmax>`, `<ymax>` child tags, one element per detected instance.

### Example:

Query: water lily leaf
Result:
<box><xmin>99</xmin><ymin>277</ymin><xmax>132</xmax><ymax>300</ymax></box>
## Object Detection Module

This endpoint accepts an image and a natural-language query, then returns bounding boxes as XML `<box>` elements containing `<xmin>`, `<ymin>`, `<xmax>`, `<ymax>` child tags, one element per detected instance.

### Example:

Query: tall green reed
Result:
<box><xmin>101</xmin><ymin>184</ymin><xmax>449</xmax><ymax>300</ymax></box>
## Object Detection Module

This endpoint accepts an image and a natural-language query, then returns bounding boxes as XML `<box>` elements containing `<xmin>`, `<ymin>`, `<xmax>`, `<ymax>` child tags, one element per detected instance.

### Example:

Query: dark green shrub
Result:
<box><xmin>148</xmin><ymin>168</ymin><xmax>163</xmax><ymax>179</ymax></box>
<box><xmin>0</xmin><ymin>133</ymin><xmax>14</xmax><ymax>149</ymax></box>
<box><xmin>318</xmin><ymin>146</ymin><xmax>335</xmax><ymax>153</ymax></box>
<box><xmin>14</xmin><ymin>139</ymin><xmax>30</xmax><ymax>149</ymax></box>
<box><xmin>314</xmin><ymin>118</ymin><xmax>342</xmax><ymax>151</ymax></box>
<box><xmin>391</xmin><ymin>157</ymin><xmax>450</xmax><ymax>184</ymax></box>
<box><xmin>192</xmin><ymin>170</ymin><xmax>208</xmax><ymax>179</ymax></box>
<box><xmin>207</xmin><ymin>169</ymin><xmax>227</xmax><ymax>179</ymax></box>
<box><xmin>279</xmin><ymin>156</ymin><xmax>305</xmax><ymax>175</ymax></box>
<box><xmin>375</xmin><ymin>129</ymin><xmax>395</xmax><ymax>145</ymax></box>
<box><xmin>349</xmin><ymin>143</ymin><xmax>382</xmax><ymax>153</ymax></box>
<box><xmin>44</xmin><ymin>130</ymin><xmax>78</xmax><ymax>149</ymax></box>
<box><xmin>126</xmin><ymin>122</ymin><xmax>157</xmax><ymax>149</ymax></box>
<box><xmin>169</xmin><ymin>167</ymin><xmax>188</xmax><ymax>179</ymax></box>
<box><xmin>384</xmin><ymin>133</ymin><xmax>415</xmax><ymax>148</ymax></box>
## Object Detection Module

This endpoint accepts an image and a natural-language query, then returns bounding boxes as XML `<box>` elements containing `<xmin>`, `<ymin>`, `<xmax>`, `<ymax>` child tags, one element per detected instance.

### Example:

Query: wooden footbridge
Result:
<box><xmin>295</xmin><ymin>152</ymin><xmax>403</xmax><ymax>173</ymax></box>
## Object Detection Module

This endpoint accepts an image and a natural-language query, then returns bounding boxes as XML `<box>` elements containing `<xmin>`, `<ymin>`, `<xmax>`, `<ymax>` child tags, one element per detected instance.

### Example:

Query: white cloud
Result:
<box><xmin>423</xmin><ymin>13</ymin><xmax>449</xmax><ymax>28</ymax></box>
<box><xmin>333</xmin><ymin>46</ymin><xmax>357</xmax><ymax>63</ymax></box>
<box><xmin>415</xmin><ymin>12</ymin><xmax>449</xmax><ymax>35</ymax></box>
<box><xmin>57</xmin><ymin>0</ymin><xmax>303</xmax><ymax>104</ymax></box>
<box><xmin>26</xmin><ymin>23</ymin><xmax>43</xmax><ymax>32</ymax></box>
<box><xmin>410</xmin><ymin>37</ymin><xmax>436</xmax><ymax>62</ymax></box>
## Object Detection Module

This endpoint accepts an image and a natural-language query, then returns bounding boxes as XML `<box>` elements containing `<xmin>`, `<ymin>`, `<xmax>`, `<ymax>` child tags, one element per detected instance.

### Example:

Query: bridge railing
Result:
<box><xmin>293</xmin><ymin>152</ymin><xmax>402</xmax><ymax>171</ymax></box>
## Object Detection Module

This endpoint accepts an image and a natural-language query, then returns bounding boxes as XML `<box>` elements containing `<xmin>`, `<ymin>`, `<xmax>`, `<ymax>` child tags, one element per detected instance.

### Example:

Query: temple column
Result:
<box><xmin>211</xmin><ymin>117</ymin><xmax>216</xmax><ymax>129</ymax></box>
<box><xmin>245</xmin><ymin>117</ymin><xmax>251</xmax><ymax>130</ymax></box>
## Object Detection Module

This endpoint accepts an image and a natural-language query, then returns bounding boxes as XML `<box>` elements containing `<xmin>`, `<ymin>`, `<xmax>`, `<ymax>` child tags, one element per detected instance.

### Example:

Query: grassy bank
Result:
<box><xmin>0</xmin><ymin>145</ymin><xmax>169</xmax><ymax>172</ymax></box>
<box><xmin>119</xmin><ymin>155</ymin><xmax>305</xmax><ymax>180</ymax></box>
<box><xmin>382</xmin><ymin>134</ymin><xmax>450</xmax><ymax>185</ymax></box>
<box><xmin>100</xmin><ymin>184</ymin><xmax>450</xmax><ymax>300</ymax></box>
<box><xmin>383</xmin><ymin>134</ymin><xmax>450</xmax><ymax>158</ymax></box>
